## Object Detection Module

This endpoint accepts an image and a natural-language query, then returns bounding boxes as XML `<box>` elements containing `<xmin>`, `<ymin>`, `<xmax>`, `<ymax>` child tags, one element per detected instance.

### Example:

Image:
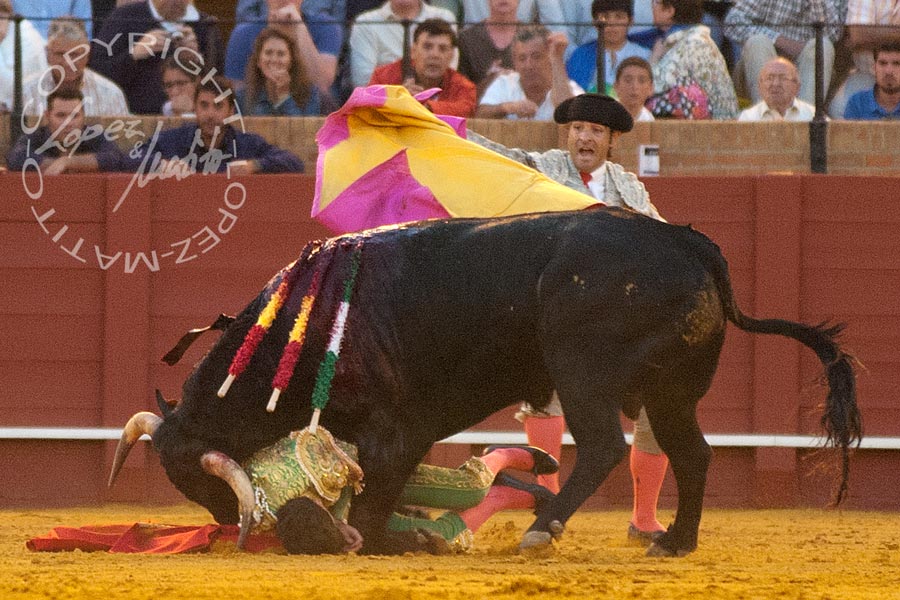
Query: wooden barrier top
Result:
<box><xmin>3</xmin><ymin>114</ymin><xmax>900</xmax><ymax>177</ymax></box>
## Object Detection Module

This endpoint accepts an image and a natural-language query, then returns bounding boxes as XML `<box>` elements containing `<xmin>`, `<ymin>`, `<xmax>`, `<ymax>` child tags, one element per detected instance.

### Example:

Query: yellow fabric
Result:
<box><xmin>318</xmin><ymin>86</ymin><xmax>599</xmax><ymax>218</ymax></box>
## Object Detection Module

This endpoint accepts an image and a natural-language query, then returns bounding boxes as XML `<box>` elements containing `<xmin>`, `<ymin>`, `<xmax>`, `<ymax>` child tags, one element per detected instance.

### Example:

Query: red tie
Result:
<box><xmin>580</xmin><ymin>172</ymin><xmax>592</xmax><ymax>186</ymax></box>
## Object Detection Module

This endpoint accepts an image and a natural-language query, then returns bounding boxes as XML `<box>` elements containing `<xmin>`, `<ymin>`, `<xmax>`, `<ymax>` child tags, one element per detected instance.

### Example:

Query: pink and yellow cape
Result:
<box><xmin>313</xmin><ymin>85</ymin><xmax>599</xmax><ymax>234</ymax></box>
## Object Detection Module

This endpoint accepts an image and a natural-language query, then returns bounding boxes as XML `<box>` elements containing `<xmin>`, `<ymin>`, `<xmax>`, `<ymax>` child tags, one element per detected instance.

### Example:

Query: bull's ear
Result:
<box><xmin>156</xmin><ymin>389</ymin><xmax>176</xmax><ymax>417</ymax></box>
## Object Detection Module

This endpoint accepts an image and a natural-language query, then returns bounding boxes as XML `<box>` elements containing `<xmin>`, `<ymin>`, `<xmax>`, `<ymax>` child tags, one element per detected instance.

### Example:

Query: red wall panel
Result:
<box><xmin>0</xmin><ymin>173</ymin><xmax>897</xmax><ymax>510</ymax></box>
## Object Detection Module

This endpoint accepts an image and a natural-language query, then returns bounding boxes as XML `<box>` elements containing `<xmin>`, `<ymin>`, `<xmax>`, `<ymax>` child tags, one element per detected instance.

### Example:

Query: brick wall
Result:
<box><xmin>3</xmin><ymin>115</ymin><xmax>900</xmax><ymax>177</ymax></box>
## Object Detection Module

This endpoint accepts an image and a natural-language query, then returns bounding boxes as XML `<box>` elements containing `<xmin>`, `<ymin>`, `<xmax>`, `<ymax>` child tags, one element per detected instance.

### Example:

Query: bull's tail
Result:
<box><xmin>685</xmin><ymin>227</ymin><xmax>862</xmax><ymax>505</ymax></box>
<box><xmin>728</xmin><ymin>316</ymin><xmax>860</xmax><ymax>506</ymax></box>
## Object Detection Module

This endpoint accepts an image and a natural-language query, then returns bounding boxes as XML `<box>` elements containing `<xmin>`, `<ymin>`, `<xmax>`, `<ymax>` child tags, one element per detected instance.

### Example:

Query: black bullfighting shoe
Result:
<box><xmin>482</xmin><ymin>444</ymin><xmax>560</xmax><ymax>476</ymax></box>
<box><xmin>492</xmin><ymin>472</ymin><xmax>556</xmax><ymax>514</ymax></box>
<box><xmin>627</xmin><ymin>523</ymin><xmax>666</xmax><ymax>546</ymax></box>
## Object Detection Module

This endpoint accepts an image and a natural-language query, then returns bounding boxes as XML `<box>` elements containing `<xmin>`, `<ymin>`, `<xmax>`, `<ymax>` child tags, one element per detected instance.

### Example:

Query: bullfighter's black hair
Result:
<box><xmin>276</xmin><ymin>498</ymin><xmax>345</xmax><ymax>554</ymax></box>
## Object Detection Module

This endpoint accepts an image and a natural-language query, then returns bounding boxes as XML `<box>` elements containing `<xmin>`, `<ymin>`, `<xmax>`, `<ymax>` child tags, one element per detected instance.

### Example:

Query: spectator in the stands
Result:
<box><xmin>161</xmin><ymin>55</ymin><xmax>198</xmax><ymax>117</ymax></box>
<box><xmin>844</xmin><ymin>42</ymin><xmax>900</xmax><ymax>120</ymax></box>
<box><xmin>89</xmin><ymin>0</ymin><xmax>224</xmax><ymax>114</ymax></box>
<box><xmin>560</xmin><ymin>0</ymin><xmax>595</xmax><ymax>51</ymax></box>
<box><xmin>828</xmin><ymin>0</ymin><xmax>900</xmax><ymax>119</ymax></box>
<box><xmin>346</xmin><ymin>0</ymin><xmax>383</xmax><ymax>22</ymax></box>
<box><xmin>22</xmin><ymin>17</ymin><xmax>129</xmax><ymax>117</ymax></box>
<box><xmin>628</xmin><ymin>0</ymin><xmax>655</xmax><ymax>44</ymax></box>
<box><xmin>369</xmin><ymin>18</ymin><xmax>476</xmax><ymax>117</ymax></box>
<box><xmin>738</xmin><ymin>57</ymin><xmax>816</xmax><ymax>122</ymax></box>
<box><xmin>649</xmin><ymin>0</ymin><xmax>738</xmax><ymax>120</ymax></box>
<box><xmin>226</xmin><ymin>0</ymin><xmax>343</xmax><ymax>111</ymax></box>
<box><xmin>566</xmin><ymin>0</ymin><xmax>651</xmax><ymax>95</ymax></box>
<box><xmin>6</xmin><ymin>87</ymin><xmax>129</xmax><ymax>173</ymax></box>
<box><xmin>454</xmin><ymin>0</ymin><xmax>564</xmax><ymax>33</ymax></box>
<box><xmin>128</xmin><ymin>76</ymin><xmax>305</xmax><ymax>175</ymax></box>
<box><xmin>477</xmin><ymin>25</ymin><xmax>582</xmax><ymax>120</ymax></box>
<box><xmin>349</xmin><ymin>0</ymin><xmax>458</xmax><ymax>89</ymax></box>
<box><xmin>240</xmin><ymin>27</ymin><xmax>320</xmax><ymax>116</ymax></box>
<box><xmin>629</xmin><ymin>0</ymin><xmax>734</xmax><ymax>69</ymax></box>
<box><xmin>457</xmin><ymin>0</ymin><xmax>520</xmax><ymax>98</ymax></box>
<box><xmin>724</xmin><ymin>0</ymin><xmax>843</xmax><ymax>106</ymax></box>
<box><xmin>0</xmin><ymin>0</ymin><xmax>48</xmax><ymax>112</ymax></box>
<box><xmin>11</xmin><ymin>0</ymin><xmax>92</xmax><ymax>40</ymax></box>
<box><xmin>697</xmin><ymin>0</ymin><xmax>735</xmax><ymax>70</ymax></box>
<box><xmin>613</xmin><ymin>56</ymin><xmax>654</xmax><ymax>121</ymax></box>
<box><xmin>236</xmin><ymin>0</ymin><xmax>346</xmax><ymax>31</ymax></box>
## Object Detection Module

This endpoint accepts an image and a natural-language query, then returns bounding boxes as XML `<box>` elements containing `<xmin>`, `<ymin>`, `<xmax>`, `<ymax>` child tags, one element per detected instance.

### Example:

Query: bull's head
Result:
<box><xmin>109</xmin><ymin>396</ymin><xmax>258</xmax><ymax>548</ymax></box>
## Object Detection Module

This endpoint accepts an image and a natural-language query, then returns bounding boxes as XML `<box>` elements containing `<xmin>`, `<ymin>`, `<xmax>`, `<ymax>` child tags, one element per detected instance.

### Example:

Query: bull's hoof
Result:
<box><xmin>518</xmin><ymin>520</ymin><xmax>565</xmax><ymax>554</ymax></box>
<box><xmin>519</xmin><ymin>531</ymin><xmax>555</xmax><ymax>558</ymax></box>
<box><xmin>549</xmin><ymin>520</ymin><xmax>565</xmax><ymax>539</ymax></box>
<box><xmin>627</xmin><ymin>523</ymin><xmax>665</xmax><ymax>546</ymax></box>
<box><xmin>646</xmin><ymin>542</ymin><xmax>693</xmax><ymax>558</ymax></box>
<box><xmin>645</xmin><ymin>532</ymin><xmax>695</xmax><ymax>558</ymax></box>
<box><xmin>645</xmin><ymin>542</ymin><xmax>676</xmax><ymax>557</ymax></box>
<box><xmin>519</xmin><ymin>530</ymin><xmax>553</xmax><ymax>550</ymax></box>
<box><xmin>418</xmin><ymin>529</ymin><xmax>453</xmax><ymax>555</ymax></box>
<box><xmin>373</xmin><ymin>529</ymin><xmax>446</xmax><ymax>555</ymax></box>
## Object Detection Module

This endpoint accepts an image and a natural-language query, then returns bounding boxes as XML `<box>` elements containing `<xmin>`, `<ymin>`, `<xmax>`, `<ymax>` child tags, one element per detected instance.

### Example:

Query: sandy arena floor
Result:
<box><xmin>2</xmin><ymin>504</ymin><xmax>899</xmax><ymax>599</ymax></box>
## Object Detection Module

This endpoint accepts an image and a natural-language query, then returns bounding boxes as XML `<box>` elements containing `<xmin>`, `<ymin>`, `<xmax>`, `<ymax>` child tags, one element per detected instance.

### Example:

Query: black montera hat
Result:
<box><xmin>553</xmin><ymin>94</ymin><xmax>634</xmax><ymax>133</ymax></box>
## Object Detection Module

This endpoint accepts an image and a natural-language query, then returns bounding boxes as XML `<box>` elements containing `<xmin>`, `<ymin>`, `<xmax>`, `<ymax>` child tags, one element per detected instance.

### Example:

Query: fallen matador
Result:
<box><xmin>240</xmin><ymin>430</ymin><xmax>558</xmax><ymax>553</ymax></box>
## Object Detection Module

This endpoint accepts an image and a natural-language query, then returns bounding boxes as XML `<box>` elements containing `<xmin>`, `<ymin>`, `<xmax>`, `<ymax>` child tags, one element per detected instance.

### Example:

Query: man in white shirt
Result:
<box><xmin>0</xmin><ymin>0</ymin><xmax>47</xmax><ymax>112</ymax></box>
<box><xmin>476</xmin><ymin>24</ymin><xmax>583</xmax><ymax>120</ymax></box>
<box><xmin>349</xmin><ymin>0</ymin><xmax>458</xmax><ymax>89</ymax></box>
<box><xmin>22</xmin><ymin>18</ymin><xmax>130</xmax><ymax>116</ymax></box>
<box><xmin>459</xmin><ymin>0</ymin><xmax>564</xmax><ymax>29</ymax></box>
<box><xmin>738</xmin><ymin>57</ymin><xmax>816</xmax><ymax>122</ymax></box>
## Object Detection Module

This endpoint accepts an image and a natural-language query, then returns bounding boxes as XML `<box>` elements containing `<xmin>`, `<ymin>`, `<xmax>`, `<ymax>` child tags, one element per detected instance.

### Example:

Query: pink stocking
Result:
<box><xmin>480</xmin><ymin>447</ymin><xmax>535</xmax><ymax>476</ymax></box>
<box><xmin>630</xmin><ymin>446</ymin><xmax>668</xmax><ymax>532</ymax></box>
<box><xmin>457</xmin><ymin>485</ymin><xmax>534</xmax><ymax>533</ymax></box>
<box><xmin>523</xmin><ymin>415</ymin><xmax>565</xmax><ymax>493</ymax></box>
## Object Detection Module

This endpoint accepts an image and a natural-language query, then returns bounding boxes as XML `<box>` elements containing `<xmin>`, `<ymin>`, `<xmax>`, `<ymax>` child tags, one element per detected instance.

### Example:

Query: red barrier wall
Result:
<box><xmin>0</xmin><ymin>173</ymin><xmax>898</xmax><ymax>510</ymax></box>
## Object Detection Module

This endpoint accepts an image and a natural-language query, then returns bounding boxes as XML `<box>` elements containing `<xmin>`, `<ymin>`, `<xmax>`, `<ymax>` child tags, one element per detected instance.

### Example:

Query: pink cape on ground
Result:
<box><xmin>26</xmin><ymin>523</ymin><xmax>282</xmax><ymax>554</ymax></box>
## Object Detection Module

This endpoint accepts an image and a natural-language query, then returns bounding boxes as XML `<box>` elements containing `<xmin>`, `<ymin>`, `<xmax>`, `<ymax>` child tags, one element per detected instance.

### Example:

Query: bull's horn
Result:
<box><xmin>200</xmin><ymin>450</ymin><xmax>256</xmax><ymax>550</ymax></box>
<box><xmin>108</xmin><ymin>412</ymin><xmax>162</xmax><ymax>488</ymax></box>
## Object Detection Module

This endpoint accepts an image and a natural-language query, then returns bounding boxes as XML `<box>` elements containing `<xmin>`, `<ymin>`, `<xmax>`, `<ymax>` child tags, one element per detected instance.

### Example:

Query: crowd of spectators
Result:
<box><xmin>3</xmin><ymin>0</ymin><xmax>900</xmax><ymax>177</ymax></box>
<box><xmin>4</xmin><ymin>0</ymin><xmax>900</xmax><ymax>122</ymax></box>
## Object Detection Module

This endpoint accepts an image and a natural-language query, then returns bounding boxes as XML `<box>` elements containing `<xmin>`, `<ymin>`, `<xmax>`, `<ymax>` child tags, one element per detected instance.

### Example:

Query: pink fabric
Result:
<box><xmin>457</xmin><ymin>485</ymin><xmax>535</xmax><ymax>533</ymax></box>
<box><xmin>27</xmin><ymin>523</ymin><xmax>283</xmax><ymax>554</ymax></box>
<box><xmin>313</xmin><ymin>86</ymin><xmax>389</xmax><ymax>217</ymax></box>
<box><xmin>313</xmin><ymin>85</ymin><xmax>472</xmax><ymax>228</ymax></box>
<box><xmin>313</xmin><ymin>85</ymin><xmax>465</xmax><ymax>220</ymax></box>
<box><xmin>314</xmin><ymin>150</ymin><xmax>451</xmax><ymax>233</ymax></box>
<box><xmin>313</xmin><ymin>84</ymin><xmax>598</xmax><ymax>234</ymax></box>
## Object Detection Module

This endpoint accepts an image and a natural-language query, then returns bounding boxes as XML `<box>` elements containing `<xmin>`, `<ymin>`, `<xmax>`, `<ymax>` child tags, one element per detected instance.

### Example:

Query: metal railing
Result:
<box><xmin>2</xmin><ymin>426</ymin><xmax>899</xmax><ymax>450</ymax></box>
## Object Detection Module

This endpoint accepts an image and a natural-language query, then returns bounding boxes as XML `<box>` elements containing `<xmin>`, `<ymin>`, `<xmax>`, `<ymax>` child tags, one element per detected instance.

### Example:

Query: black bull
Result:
<box><xmin>111</xmin><ymin>208</ymin><xmax>861</xmax><ymax>557</ymax></box>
